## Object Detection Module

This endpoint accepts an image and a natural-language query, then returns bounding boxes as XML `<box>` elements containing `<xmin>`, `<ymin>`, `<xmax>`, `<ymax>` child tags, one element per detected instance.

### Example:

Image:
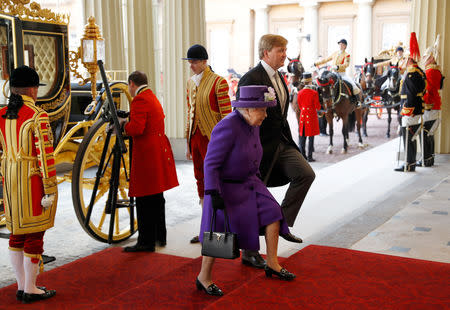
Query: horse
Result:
<box><xmin>379</xmin><ymin>63</ymin><xmax>402</xmax><ymax>138</ymax></box>
<box><xmin>355</xmin><ymin>57</ymin><xmax>376</xmax><ymax>137</ymax></box>
<box><xmin>286</xmin><ymin>55</ymin><xmax>305</xmax><ymax>122</ymax></box>
<box><xmin>315</xmin><ymin>69</ymin><xmax>365</xmax><ymax>154</ymax></box>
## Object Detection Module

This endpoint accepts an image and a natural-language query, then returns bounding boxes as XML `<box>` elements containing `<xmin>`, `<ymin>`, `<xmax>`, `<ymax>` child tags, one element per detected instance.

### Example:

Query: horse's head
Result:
<box><xmin>387</xmin><ymin>63</ymin><xmax>401</xmax><ymax>92</ymax></box>
<box><xmin>362</xmin><ymin>57</ymin><xmax>375</xmax><ymax>89</ymax></box>
<box><xmin>315</xmin><ymin>69</ymin><xmax>337</xmax><ymax>107</ymax></box>
<box><xmin>287</xmin><ymin>56</ymin><xmax>305</xmax><ymax>80</ymax></box>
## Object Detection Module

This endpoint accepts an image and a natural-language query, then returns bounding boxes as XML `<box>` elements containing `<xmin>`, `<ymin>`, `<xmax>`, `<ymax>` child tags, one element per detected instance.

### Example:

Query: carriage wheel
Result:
<box><xmin>72</xmin><ymin>118</ymin><xmax>137</xmax><ymax>243</ymax></box>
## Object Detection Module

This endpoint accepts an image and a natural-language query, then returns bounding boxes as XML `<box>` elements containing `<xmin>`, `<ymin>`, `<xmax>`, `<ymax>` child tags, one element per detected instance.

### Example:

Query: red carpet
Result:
<box><xmin>0</xmin><ymin>247</ymin><xmax>192</xmax><ymax>309</ymax></box>
<box><xmin>206</xmin><ymin>245</ymin><xmax>450</xmax><ymax>310</ymax></box>
<box><xmin>1</xmin><ymin>245</ymin><xmax>449</xmax><ymax>309</ymax></box>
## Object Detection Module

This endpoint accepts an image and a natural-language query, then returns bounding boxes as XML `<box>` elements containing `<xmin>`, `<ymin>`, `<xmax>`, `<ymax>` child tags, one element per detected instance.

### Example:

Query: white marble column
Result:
<box><xmin>299</xmin><ymin>0</ymin><xmax>319</xmax><ymax>68</ymax></box>
<box><xmin>163</xmin><ymin>0</ymin><xmax>205</xmax><ymax>154</ymax></box>
<box><xmin>253</xmin><ymin>5</ymin><xmax>269</xmax><ymax>66</ymax></box>
<box><xmin>83</xmin><ymin>0</ymin><xmax>126</xmax><ymax>79</ymax></box>
<box><xmin>410</xmin><ymin>0</ymin><xmax>450</xmax><ymax>153</ymax></box>
<box><xmin>127</xmin><ymin>0</ymin><xmax>156</xmax><ymax>91</ymax></box>
<box><xmin>354</xmin><ymin>0</ymin><xmax>373</xmax><ymax>65</ymax></box>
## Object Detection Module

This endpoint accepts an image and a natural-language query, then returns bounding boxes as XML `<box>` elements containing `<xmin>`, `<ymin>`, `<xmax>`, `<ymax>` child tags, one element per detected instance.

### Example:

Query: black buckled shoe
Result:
<box><xmin>281</xmin><ymin>233</ymin><xmax>303</xmax><ymax>243</ymax></box>
<box><xmin>196</xmin><ymin>278</ymin><xmax>223</xmax><ymax>296</ymax></box>
<box><xmin>394</xmin><ymin>164</ymin><xmax>416</xmax><ymax>172</ymax></box>
<box><xmin>16</xmin><ymin>286</ymin><xmax>46</xmax><ymax>301</ymax></box>
<box><xmin>123</xmin><ymin>244</ymin><xmax>155</xmax><ymax>252</ymax></box>
<box><xmin>22</xmin><ymin>289</ymin><xmax>56</xmax><ymax>303</ymax></box>
<box><xmin>190</xmin><ymin>236</ymin><xmax>200</xmax><ymax>243</ymax></box>
<box><xmin>264</xmin><ymin>266</ymin><xmax>296</xmax><ymax>281</ymax></box>
<box><xmin>242</xmin><ymin>251</ymin><xmax>266</xmax><ymax>269</ymax></box>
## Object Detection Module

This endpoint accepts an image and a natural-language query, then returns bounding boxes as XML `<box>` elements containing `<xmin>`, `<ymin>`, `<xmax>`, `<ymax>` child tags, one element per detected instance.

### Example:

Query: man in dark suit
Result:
<box><xmin>237</xmin><ymin>34</ymin><xmax>315</xmax><ymax>268</ymax></box>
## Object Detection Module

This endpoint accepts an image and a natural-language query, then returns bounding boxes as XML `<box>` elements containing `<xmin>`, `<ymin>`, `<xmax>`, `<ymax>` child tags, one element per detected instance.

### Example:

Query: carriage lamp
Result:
<box><xmin>69</xmin><ymin>16</ymin><xmax>105</xmax><ymax>113</ymax></box>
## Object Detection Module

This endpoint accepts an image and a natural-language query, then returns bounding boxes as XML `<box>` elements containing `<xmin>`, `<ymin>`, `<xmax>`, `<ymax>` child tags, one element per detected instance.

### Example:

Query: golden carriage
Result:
<box><xmin>0</xmin><ymin>0</ymin><xmax>136</xmax><ymax>243</ymax></box>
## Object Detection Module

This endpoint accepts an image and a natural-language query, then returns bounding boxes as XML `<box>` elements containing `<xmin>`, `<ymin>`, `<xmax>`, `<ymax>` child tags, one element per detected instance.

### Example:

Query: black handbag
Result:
<box><xmin>201</xmin><ymin>208</ymin><xmax>240</xmax><ymax>259</ymax></box>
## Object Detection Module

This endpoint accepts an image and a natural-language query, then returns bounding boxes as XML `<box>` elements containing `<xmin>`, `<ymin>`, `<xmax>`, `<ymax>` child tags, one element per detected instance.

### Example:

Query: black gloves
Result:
<box><xmin>211</xmin><ymin>193</ymin><xmax>225</xmax><ymax>210</ymax></box>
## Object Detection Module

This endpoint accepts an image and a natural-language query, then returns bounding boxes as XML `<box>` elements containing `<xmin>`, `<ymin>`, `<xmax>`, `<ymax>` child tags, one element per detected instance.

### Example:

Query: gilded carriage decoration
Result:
<box><xmin>0</xmin><ymin>1</ymin><xmax>136</xmax><ymax>243</ymax></box>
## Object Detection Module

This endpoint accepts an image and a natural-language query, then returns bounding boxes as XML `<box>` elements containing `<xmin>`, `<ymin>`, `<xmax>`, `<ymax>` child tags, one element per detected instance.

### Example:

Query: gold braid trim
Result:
<box><xmin>8</xmin><ymin>246</ymin><xmax>24</xmax><ymax>252</ymax></box>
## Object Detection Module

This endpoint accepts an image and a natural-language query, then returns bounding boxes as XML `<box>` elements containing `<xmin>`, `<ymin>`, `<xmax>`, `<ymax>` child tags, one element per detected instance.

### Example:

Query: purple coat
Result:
<box><xmin>199</xmin><ymin>110</ymin><xmax>289</xmax><ymax>251</ymax></box>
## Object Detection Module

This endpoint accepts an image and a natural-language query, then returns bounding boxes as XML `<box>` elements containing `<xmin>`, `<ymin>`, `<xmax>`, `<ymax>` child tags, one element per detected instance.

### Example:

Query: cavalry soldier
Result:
<box><xmin>375</xmin><ymin>46</ymin><xmax>408</xmax><ymax>89</ymax></box>
<box><xmin>297</xmin><ymin>72</ymin><xmax>321</xmax><ymax>162</ymax></box>
<box><xmin>418</xmin><ymin>35</ymin><xmax>444</xmax><ymax>167</ymax></box>
<box><xmin>395</xmin><ymin>32</ymin><xmax>427</xmax><ymax>172</ymax></box>
<box><xmin>0</xmin><ymin>66</ymin><xmax>57</xmax><ymax>303</ymax></box>
<box><xmin>182</xmin><ymin>44</ymin><xmax>232</xmax><ymax>244</ymax></box>
<box><xmin>313</xmin><ymin>39</ymin><xmax>361</xmax><ymax>104</ymax></box>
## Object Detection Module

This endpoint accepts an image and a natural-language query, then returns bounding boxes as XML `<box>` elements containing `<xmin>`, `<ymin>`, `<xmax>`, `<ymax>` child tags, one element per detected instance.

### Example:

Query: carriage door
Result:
<box><xmin>0</xmin><ymin>14</ymin><xmax>23</xmax><ymax>107</ymax></box>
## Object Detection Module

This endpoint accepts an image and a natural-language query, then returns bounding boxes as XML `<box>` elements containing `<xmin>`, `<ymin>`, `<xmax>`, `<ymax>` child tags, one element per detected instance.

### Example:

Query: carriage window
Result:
<box><xmin>23</xmin><ymin>33</ymin><xmax>58</xmax><ymax>98</ymax></box>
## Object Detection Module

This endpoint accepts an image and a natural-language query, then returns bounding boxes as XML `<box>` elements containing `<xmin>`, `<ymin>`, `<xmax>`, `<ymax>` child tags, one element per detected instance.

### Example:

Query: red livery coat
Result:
<box><xmin>125</xmin><ymin>88</ymin><xmax>178</xmax><ymax>197</ymax></box>
<box><xmin>424</xmin><ymin>64</ymin><xmax>442</xmax><ymax>110</ymax></box>
<box><xmin>297</xmin><ymin>88</ymin><xmax>321</xmax><ymax>137</ymax></box>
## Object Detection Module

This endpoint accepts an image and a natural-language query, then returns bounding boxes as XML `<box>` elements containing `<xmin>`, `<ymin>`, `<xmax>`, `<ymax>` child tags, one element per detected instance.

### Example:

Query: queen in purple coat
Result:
<box><xmin>196</xmin><ymin>85</ymin><xmax>296</xmax><ymax>297</ymax></box>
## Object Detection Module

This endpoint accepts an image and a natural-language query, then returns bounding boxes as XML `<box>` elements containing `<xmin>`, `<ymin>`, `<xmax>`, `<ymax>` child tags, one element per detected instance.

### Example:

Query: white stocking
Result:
<box><xmin>23</xmin><ymin>256</ymin><xmax>43</xmax><ymax>294</ymax></box>
<box><xmin>9</xmin><ymin>250</ymin><xmax>25</xmax><ymax>291</ymax></box>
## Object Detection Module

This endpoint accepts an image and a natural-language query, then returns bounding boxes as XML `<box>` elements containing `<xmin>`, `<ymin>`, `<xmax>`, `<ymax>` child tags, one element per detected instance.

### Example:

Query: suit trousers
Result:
<box><xmin>273</xmin><ymin>142</ymin><xmax>315</xmax><ymax>226</ymax></box>
<box><xmin>401</xmin><ymin>124</ymin><xmax>420</xmax><ymax>167</ymax></box>
<box><xmin>423</xmin><ymin>120</ymin><xmax>435</xmax><ymax>163</ymax></box>
<box><xmin>136</xmin><ymin>193</ymin><xmax>166</xmax><ymax>247</ymax></box>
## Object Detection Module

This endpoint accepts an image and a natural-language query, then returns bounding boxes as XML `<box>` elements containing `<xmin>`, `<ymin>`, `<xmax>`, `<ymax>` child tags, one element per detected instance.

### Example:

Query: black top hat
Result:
<box><xmin>182</xmin><ymin>44</ymin><xmax>208</xmax><ymax>60</ymax></box>
<box><xmin>396</xmin><ymin>46</ymin><xmax>404</xmax><ymax>52</ymax></box>
<box><xmin>10</xmin><ymin>66</ymin><xmax>45</xmax><ymax>88</ymax></box>
<box><xmin>337</xmin><ymin>39</ymin><xmax>348</xmax><ymax>46</ymax></box>
<box><xmin>302</xmin><ymin>72</ymin><xmax>312</xmax><ymax>80</ymax></box>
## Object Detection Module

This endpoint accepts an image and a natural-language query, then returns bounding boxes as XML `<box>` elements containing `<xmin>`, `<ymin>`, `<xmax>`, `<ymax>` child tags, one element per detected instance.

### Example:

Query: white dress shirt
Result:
<box><xmin>261</xmin><ymin>60</ymin><xmax>286</xmax><ymax>112</ymax></box>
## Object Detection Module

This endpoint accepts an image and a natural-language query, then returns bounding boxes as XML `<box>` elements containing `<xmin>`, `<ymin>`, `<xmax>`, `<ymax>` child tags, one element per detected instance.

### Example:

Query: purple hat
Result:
<box><xmin>232</xmin><ymin>85</ymin><xmax>277</xmax><ymax>108</ymax></box>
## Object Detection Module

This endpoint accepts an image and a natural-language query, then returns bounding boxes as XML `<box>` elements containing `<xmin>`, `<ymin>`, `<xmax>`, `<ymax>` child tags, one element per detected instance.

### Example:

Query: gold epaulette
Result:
<box><xmin>425</xmin><ymin>64</ymin><xmax>440</xmax><ymax>71</ymax></box>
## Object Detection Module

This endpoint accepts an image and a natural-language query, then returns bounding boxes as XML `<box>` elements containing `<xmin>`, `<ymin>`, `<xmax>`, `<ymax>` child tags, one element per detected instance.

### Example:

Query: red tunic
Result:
<box><xmin>125</xmin><ymin>88</ymin><xmax>178</xmax><ymax>197</ymax></box>
<box><xmin>297</xmin><ymin>88</ymin><xmax>321</xmax><ymax>136</ymax></box>
<box><xmin>423</xmin><ymin>64</ymin><xmax>442</xmax><ymax>110</ymax></box>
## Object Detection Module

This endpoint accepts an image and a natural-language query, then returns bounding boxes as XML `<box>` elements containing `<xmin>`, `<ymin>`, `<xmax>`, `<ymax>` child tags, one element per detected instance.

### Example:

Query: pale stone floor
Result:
<box><xmin>0</xmin><ymin>138</ymin><xmax>449</xmax><ymax>288</ymax></box>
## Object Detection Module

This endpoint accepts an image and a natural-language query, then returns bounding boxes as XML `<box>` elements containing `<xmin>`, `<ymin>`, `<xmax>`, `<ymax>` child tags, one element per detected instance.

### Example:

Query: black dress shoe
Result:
<box><xmin>16</xmin><ymin>286</ymin><xmax>46</xmax><ymax>301</ymax></box>
<box><xmin>281</xmin><ymin>233</ymin><xmax>303</xmax><ymax>243</ymax></box>
<box><xmin>264</xmin><ymin>266</ymin><xmax>296</xmax><ymax>281</ymax></box>
<box><xmin>196</xmin><ymin>278</ymin><xmax>223</xmax><ymax>296</ymax></box>
<box><xmin>123</xmin><ymin>244</ymin><xmax>155</xmax><ymax>252</ymax></box>
<box><xmin>157</xmin><ymin>240</ymin><xmax>167</xmax><ymax>247</ymax></box>
<box><xmin>190</xmin><ymin>236</ymin><xmax>200</xmax><ymax>243</ymax></box>
<box><xmin>241</xmin><ymin>251</ymin><xmax>266</xmax><ymax>269</ymax></box>
<box><xmin>394</xmin><ymin>164</ymin><xmax>416</xmax><ymax>172</ymax></box>
<box><xmin>307</xmin><ymin>157</ymin><xmax>316</xmax><ymax>162</ymax></box>
<box><xmin>22</xmin><ymin>289</ymin><xmax>56</xmax><ymax>303</ymax></box>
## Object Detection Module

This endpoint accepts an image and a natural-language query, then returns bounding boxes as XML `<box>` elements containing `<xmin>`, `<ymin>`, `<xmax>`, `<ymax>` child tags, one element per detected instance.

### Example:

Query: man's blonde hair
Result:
<box><xmin>258</xmin><ymin>34</ymin><xmax>288</xmax><ymax>59</ymax></box>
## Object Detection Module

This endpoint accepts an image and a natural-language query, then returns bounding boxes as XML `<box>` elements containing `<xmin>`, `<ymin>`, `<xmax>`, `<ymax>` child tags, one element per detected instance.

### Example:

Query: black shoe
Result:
<box><xmin>281</xmin><ymin>233</ymin><xmax>303</xmax><ymax>243</ymax></box>
<box><xmin>196</xmin><ymin>278</ymin><xmax>223</xmax><ymax>296</ymax></box>
<box><xmin>22</xmin><ymin>289</ymin><xmax>56</xmax><ymax>303</ymax></box>
<box><xmin>16</xmin><ymin>286</ymin><xmax>45</xmax><ymax>301</ymax></box>
<box><xmin>264</xmin><ymin>266</ymin><xmax>296</xmax><ymax>281</ymax></box>
<box><xmin>157</xmin><ymin>240</ymin><xmax>167</xmax><ymax>247</ymax></box>
<box><xmin>190</xmin><ymin>236</ymin><xmax>200</xmax><ymax>243</ymax></box>
<box><xmin>241</xmin><ymin>251</ymin><xmax>266</xmax><ymax>269</ymax></box>
<box><xmin>394</xmin><ymin>164</ymin><xmax>416</xmax><ymax>172</ymax></box>
<box><xmin>307</xmin><ymin>157</ymin><xmax>316</xmax><ymax>162</ymax></box>
<box><xmin>123</xmin><ymin>244</ymin><xmax>155</xmax><ymax>252</ymax></box>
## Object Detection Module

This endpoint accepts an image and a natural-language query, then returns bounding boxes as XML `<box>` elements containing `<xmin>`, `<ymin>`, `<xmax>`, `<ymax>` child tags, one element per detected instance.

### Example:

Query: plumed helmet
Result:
<box><xmin>423</xmin><ymin>34</ymin><xmax>440</xmax><ymax>64</ymax></box>
<box><xmin>409</xmin><ymin>32</ymin><xmax>421</xmax><ymax>63</ymax></box>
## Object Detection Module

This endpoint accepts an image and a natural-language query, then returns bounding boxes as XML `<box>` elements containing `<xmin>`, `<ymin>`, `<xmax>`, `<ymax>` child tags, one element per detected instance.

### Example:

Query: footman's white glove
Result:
<box><xmin>41</xmin><ymin>194</ymin><xmax>55</xmax><ymax>210</ymax></box>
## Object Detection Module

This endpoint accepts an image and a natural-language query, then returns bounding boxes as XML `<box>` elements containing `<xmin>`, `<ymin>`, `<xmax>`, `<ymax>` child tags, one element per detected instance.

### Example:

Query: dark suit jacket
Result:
<box><xmin>237</xmin><ymin>62</ymin><xmax>299</xmax><ymax>187</ymax></box>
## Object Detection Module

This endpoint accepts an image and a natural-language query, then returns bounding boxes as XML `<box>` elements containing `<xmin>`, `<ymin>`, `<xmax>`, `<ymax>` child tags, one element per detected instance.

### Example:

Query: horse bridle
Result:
<box><xmin>316</xmin><ymin>74</ymin><xmax>345</xmax><ymax>108</ymax></box>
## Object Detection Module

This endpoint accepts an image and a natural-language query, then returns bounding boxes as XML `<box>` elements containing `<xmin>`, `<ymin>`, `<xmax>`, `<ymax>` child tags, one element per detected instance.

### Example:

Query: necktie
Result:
<box><xmin>274</xmin><ymin>72</ymin><xmax>286</xmax><ymax>112</ymax></box>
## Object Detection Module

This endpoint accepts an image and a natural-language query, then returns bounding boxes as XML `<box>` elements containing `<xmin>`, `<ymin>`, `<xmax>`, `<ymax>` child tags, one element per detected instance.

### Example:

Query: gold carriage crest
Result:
<box><xmin>0</xmin><ymin>0</ymin><xmax>69</xmax><ymax>25</ymax></box>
